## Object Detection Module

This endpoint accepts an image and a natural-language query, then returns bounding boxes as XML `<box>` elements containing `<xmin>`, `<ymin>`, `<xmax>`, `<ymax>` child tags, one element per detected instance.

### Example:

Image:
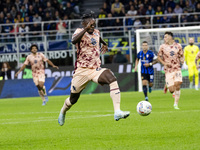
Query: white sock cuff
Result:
<box><xmin>109</xmin><ymin>81</ymin><xmax>119</xmax><ymax>91</ymax></box>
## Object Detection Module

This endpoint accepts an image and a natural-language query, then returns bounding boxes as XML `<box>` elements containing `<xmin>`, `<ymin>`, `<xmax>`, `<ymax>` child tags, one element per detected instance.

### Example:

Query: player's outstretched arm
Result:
<box><xmin>47</xmin><ymin>60</ymin><xmax>59</xmax><ymax>69</ymax></box>
<box><xmin>71</xmin><ymin>29</ymin><xmax>87</xmax><ymax>44</ymax></box>
<box><xmin>15</xmin><ymin>64</ymin><xmax>27</xmax><ymax>77</ymax></box>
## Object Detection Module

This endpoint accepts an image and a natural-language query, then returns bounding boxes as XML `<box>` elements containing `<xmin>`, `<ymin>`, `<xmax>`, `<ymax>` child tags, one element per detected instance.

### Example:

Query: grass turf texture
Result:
<box><xmin>0</xmin><ymin>89</ymin><xmax>199</xmax><ymax>150</ymax></box>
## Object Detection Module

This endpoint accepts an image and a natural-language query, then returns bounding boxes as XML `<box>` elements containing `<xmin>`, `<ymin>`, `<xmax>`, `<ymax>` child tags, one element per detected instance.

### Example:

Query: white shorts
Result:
<box><xmin>71</xmin><ymin>67</ymin><xmax>107</xmax><ymax>93</ymax></box>
<box><xmin>165</xmin><ymin>70</ymin><xmax>182</xmax><ymax>87</ymax></box>
<box><xmin>33</xmin><ymin>74</ymin><xmax>45</xmax><ymax>86</ymax></box>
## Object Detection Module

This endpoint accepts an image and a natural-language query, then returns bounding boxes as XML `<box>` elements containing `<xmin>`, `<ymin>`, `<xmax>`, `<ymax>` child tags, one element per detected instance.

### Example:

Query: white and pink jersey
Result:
<box><xmin>158</xmin><ymin>42</ymin><xmax>184</xmax><ymax>73</ymax></box>
<box><xmin>24</xmin><ymin>52</ymin><xmax>48</xmax><ymax>78</ymax></box>
<box><xmin>72</xmin><ymin>28</ymin><xmax>101</xmax><ymax>69</ymax></box>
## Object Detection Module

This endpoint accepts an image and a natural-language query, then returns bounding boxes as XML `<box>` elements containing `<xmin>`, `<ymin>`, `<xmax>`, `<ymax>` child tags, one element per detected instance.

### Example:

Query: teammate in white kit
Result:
<box><xmin>15</xmin><ymin>44</ymin><xmax>59</xmax><ymax>105</ymax></box>
<box><xmin>58</xmin><ymin>11</ymin><xmax>130</xmax><ymax>126</ymax></box>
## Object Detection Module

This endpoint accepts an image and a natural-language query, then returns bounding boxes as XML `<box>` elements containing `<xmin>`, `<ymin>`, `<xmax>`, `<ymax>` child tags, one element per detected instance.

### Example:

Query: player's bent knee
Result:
<box><xmin>175</xmin><ymin>86</ymin><xmax>180</xmax><ymax>91</ymax></box>
<box><xmin>38</xmin><ymin>82</ymin><xmax>44</xmax><ymax>89</ymax></box>
<box><xmin>98</xmin><ymin>69</ymin><xmax>117</xmax><ymax>84</ymax></box>
<box><xmin>69</xmin><ymin>92</ymin><xmax>81</xmax><ymax>105</ymax></box>
<box><xmin>106</xmin><ymin>69</ymin><xmax>117</xmax><ymax>83</ymax></box>
<box><xmin>174</xmin><ymin>82</ymin><xmax>182</xmax><ymax>88</ymax></box>
<box><xmin>168</xmin><ymin>86</ymin><xmax>175</xmax><ymax>93</ymax></box>
<box><xmin>36</xmin><ymin>85</ymin><xmax>43</xmax><ymax>91</ymax></box>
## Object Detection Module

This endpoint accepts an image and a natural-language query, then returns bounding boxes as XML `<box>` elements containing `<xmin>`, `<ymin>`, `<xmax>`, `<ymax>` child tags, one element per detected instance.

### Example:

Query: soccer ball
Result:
<box><xmin>137</xmin><ymin>101</ymin><xmax>152</xmax><ymax>116</ymax></box>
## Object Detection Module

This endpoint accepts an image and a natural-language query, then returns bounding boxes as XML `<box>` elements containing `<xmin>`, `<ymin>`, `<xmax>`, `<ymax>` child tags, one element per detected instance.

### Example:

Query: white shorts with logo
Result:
<box><xmin>33</xmin><ymin>74</ymin><xmax>45</xmax><ymax>86</ymax></box>
<box><xmin>165</xmin><ymin>70</ymin><xmax>182</xmax><ymax>87</ymax></box>
<box><xmin>71</xmin><ymin>67</ymin><xmax>107</xmax><ymax>93</ymax></box>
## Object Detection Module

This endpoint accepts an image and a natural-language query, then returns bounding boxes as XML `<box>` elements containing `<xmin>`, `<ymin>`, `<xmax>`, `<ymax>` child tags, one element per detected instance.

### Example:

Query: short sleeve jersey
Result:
<box><xmin>24</xmin><ymin>52</ymin><xmax>48</xmax><ymax>77</ymax></box>
<box><xmin>72</xmin><ymin>28</ymin><xmax>101</xmax><ymax>69</ymax></box>
<box><xmin>158</xmin><ymin>42</ymin><xmax>184</xmax><ymax>73</ymax></box>
<box><xmin>137</xmin><ymin>50</ymin><xmax>156</xmax><ymax>75</ymax></box>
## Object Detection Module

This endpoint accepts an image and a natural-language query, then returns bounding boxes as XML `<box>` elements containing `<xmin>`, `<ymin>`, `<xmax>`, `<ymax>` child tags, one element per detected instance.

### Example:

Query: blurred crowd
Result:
<box><xmin>0</xmin><ymin>0</ymin><xmax>82</xmax><ymax>40</ymax></box>
<box><xmin>0</xmin><ymin>0</ymin><xmax>200</xmax><ymax>35</ymax></box>
<box><xmin>98</xmin><ymin>0</ymin><xmax>200</xmax><ymax>29</ymax></box>
<box><xmin>0</xmin><ymin>0</ymin><xmax>82</xmax><ymax>23</ymax></box>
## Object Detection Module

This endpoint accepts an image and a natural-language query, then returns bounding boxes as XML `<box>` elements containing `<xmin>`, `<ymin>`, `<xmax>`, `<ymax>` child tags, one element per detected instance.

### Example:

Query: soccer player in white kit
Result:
<box><xmin>58</xmin><ymin>11</ymin><xmax>130</xmax><ymax>126</ymax></box>
<box><xmin>15</xmin><ymin>44</ymin><xmax>59</xmax><ymax>105</ymax></box>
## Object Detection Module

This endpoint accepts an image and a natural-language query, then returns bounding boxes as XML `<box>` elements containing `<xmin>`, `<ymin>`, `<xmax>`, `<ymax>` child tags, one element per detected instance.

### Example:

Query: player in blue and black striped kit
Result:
<box><xmin>134</xmin><ymin>41</ymin><xmax>158</xmax><ymax>101</ymax></box>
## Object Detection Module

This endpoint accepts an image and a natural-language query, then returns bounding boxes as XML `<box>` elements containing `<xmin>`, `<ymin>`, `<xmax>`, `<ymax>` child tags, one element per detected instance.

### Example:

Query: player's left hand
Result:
<box><xmin>144</xmin><ymin>63</ymin><xmax>150</xmax><ymax>67</ymax></box>
<box><xmin>100</xmin><ymin>45</ymin><xmax>108</xmax><ymax>54</ymax></box>
<box><xmin>53</xmin><ymin>65</ymin><xmax>59</xmax><ymax>69</ymax></box>
<box><xmin>196</xmin><ymin>66</ymin><xmax>199</xmax><ymax>70</ymax></box>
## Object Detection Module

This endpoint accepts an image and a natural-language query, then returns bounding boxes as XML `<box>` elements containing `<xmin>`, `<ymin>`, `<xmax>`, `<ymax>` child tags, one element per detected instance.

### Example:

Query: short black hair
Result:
<box><xmin>82</xmin><ymin>10</ymin><xmax>95</xmax><ymax>21</ymax></box>
<box><xmin>165</xmin><ymin>31</ymin><xmax>173</xmax><ymax>37</ymax></box>
<box><xmin>30</xmin><ymin>44</ymin><xmax>38</xmax><ymax>51</ymax></box>
<box><xmin>142</xmin><ymin>41</ymin><xmax>148</xmax><ymax>44</ymax></box>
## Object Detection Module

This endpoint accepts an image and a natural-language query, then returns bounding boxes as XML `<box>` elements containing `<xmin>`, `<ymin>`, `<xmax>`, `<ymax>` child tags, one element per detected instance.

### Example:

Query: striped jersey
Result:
<box><xmin>137</xmin><ymin>50</ymin><xmax>157</xmax><ymax>75</ymax></box>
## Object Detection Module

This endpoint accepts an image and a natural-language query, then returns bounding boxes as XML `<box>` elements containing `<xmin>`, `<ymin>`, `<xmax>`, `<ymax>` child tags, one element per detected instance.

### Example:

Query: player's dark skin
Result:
<box><xmin>70</xmin><ymin>18</ymin><xmax>116</xmax><ymax>104</ymax></box>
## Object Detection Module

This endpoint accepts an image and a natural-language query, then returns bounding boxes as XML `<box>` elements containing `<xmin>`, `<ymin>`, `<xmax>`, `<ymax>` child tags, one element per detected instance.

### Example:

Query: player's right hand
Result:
<box><xmin>85</xmin><ymin>19</ymin><xmax>95</xmax><ymax>31</ymax></box>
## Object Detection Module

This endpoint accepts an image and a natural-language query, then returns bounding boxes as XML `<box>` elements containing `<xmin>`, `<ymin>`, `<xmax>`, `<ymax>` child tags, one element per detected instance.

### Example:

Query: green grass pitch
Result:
<box><xmin>0</xmin><ymin>89</ymin><xmax>200</xmax><ymax>150</ymax></box>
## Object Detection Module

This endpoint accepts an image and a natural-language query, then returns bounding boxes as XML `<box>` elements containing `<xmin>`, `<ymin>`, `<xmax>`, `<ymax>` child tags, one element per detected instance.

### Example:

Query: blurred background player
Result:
<box><xmin>58</xmin><ymin>10</ymin><xmax>130</xmax><ymax>126</ymax></box>
<box><xmin>15</xmin><ymin>44</ymin><xmax>59</xmax><ymax>106</ymax></box>
<box><xmin>158</xmin><ymin>32</ymin><xmax>184</xmax><ymax>109</ymax></box>
<box><xmin>0</xmin><ymin>62</ymin><xmax>12</xmax><ymax>80</ymax></box>
<box><xmin>134</xmin><ymin>41</ymin><xmax>158</xmax><ymax>101</ymax></box>
<box><xmin>183</xmin><ymin>38</ymin><xmax>199</xmax><ymax>90</ymax></box>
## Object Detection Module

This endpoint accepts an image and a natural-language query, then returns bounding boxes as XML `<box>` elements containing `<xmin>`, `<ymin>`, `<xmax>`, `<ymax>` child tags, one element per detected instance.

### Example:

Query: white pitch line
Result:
<box><xmin>0</xmin><ymin>114</ymin><xmax>113</xmax><ymax>125</ymax></box>
<box><xmin>1</xmin><ymin>109</ymin><xmax>200</xmax><ymax>116</ymax></box>
<box><xmin>153</xmin><ymin>109</ymin><xmax>200</xmax><ymax>113</ymax></box>
<box><xmin>1</xmin><ymin>109</ymin><xmax>200</xmax><ymax>125</ymax></box>
<box><xmin>0</xmin><ymin>110</ymin><xmax>114</xmax><ymax>115</ymax></box>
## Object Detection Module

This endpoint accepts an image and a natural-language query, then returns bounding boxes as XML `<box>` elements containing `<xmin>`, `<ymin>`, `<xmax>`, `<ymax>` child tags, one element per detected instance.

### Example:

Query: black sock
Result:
<box><xmin>143</xmin><ymin>85</ymin><xmax>147</xmax><ymax>97</ymax></box>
